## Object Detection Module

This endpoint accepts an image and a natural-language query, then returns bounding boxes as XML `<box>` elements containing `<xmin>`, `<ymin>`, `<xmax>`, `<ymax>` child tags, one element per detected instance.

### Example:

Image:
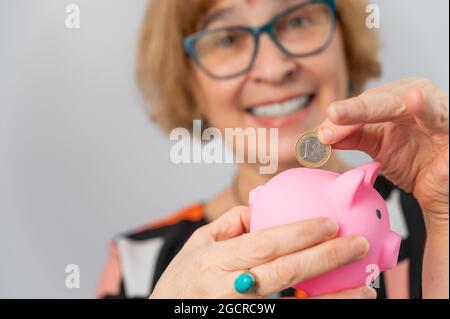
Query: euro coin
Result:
<box><xmin>295</xmin><ymin>131</ymin><xmax>332</xmax><ymax>168</ymax></box>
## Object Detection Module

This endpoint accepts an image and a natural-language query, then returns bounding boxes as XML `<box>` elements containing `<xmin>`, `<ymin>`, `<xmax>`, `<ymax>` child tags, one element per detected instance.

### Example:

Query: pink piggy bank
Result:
<box><xmin>249</xmin><ymin>161</ymin><xmax>401</xmax><ymax>297</ymax></box>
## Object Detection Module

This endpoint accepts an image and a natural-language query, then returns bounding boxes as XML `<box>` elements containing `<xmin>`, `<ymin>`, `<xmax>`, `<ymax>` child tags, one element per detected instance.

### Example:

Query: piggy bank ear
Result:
<box><xmin>249</xmin><ymin>186</ymin><xmax>264</xmax><ymax>206</ymax></box>
<box><xmin>359</xmin><ymin>161</ymin><xmax>381</xmax><ymax>186</ymax></box>
<box><xmin>329</xmin><ymin>169</ymin><xmax>365</xmax><ymax>209</ymax></box>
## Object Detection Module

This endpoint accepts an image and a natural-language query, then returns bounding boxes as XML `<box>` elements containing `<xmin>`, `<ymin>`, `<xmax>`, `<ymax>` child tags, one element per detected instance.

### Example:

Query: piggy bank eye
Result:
<box><xmin>376</xmin><ymin>209</ymin><xmax>382</xmax><ymax>219</ymax></box>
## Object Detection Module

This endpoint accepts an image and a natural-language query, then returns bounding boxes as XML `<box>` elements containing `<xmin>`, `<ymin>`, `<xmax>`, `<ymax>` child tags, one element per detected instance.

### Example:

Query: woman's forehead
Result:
<box><xmin>213</xmin><ymin>0</ymin><xmax>302</xmax><ymax>7</ymax></box>
<box><xmin>209</xmin><ymin>0</ymin><xmax>303</xmax><ymax>12</ymax></box>
<box><xmin>202</xmin><ymin>0</ymin><xmax>305</xmax><ymax>28</ymax></box>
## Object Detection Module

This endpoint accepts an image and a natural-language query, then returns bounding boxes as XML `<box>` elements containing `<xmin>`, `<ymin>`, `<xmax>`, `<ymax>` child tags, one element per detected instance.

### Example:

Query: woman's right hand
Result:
<box><xmin>150</xmin><ymin>206</ymin><xmax>376</xmax><ymax>299</ymax></box>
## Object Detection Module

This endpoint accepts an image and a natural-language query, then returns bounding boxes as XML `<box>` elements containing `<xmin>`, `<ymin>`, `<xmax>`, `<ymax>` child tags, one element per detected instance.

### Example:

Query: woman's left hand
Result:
<box><xmin>318</xmin><ymin>77</ymin><xmax>449</xmax><ymax>230</ymax></box>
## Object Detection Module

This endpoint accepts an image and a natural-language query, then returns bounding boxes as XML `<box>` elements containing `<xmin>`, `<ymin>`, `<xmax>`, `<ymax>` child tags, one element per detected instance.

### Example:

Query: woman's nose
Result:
<box><xmin>249</xmin><ymin>34</ymin><xmax>299</xmax><ymax>84</ymax></box>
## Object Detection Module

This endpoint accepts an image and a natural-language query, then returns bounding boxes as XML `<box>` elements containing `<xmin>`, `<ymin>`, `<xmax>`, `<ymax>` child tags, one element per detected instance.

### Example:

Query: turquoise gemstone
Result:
<box><xmin>234</xmin><ymin>273</ymin><xmax>255</xmax><ymax>294</ymax></box>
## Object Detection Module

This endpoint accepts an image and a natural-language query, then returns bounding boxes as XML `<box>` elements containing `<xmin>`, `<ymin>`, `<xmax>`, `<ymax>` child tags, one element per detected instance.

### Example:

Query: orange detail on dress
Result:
<box><xmin>294</xmin><ymin>289</ymin><xmax>309</xmax><ymax>299</ymax></box>
<box><xmin>136</xmin><ymin>204</ymin><xmax>205</xmax><ymax>232</ymax></box>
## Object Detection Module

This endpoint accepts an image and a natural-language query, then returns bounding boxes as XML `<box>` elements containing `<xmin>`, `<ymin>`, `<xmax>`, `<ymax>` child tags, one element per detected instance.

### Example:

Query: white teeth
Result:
<box><xmin>249</xmin><ymin>96</ymin><xmax>311</xmax><ymax>118</ymax></box>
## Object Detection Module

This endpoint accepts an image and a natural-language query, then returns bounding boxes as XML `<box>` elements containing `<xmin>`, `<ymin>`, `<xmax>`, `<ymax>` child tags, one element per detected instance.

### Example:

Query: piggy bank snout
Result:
<box><xmin>379</xmin><ymin>231</ymin><xmax>401</xmax><ymax>271</ymax></box>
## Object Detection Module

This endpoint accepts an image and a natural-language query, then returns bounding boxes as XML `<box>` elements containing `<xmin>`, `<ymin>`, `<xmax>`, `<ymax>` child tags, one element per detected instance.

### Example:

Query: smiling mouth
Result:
<box><xmin>245</xmin><ymin>94</ymin><xmax>315</xmax><ymax>119</ymax></box>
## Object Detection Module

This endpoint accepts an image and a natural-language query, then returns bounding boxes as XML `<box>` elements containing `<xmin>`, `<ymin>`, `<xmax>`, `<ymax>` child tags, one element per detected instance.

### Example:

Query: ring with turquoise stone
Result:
<box><xmin>234</xmin><ymin>272</ymin><xmax>256</xmax><ymax>294</ymax></box>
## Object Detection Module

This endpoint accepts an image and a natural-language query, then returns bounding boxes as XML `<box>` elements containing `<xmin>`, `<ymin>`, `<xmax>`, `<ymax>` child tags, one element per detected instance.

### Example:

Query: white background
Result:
<box><xmin>0</xmin><ymin>0</ymin><xmax>448</xmax><ymax>298</ymax></box>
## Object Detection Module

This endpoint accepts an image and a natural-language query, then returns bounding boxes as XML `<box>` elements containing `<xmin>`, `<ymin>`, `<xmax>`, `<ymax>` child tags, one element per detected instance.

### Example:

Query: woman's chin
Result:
<box><xmin>274</xmin><ymin>135</ymin><xmax>310</xmax><ymax>171</ymax></box>
<box><xmin>276</xmin><ymin>154</ymin><xmax>299</xmax><ymax>171</ymax></box>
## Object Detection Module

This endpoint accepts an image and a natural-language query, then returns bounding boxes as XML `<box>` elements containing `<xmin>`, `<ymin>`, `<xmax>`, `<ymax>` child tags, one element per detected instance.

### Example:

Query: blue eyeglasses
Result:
<box><xmin>183</xmin><ymin>0</ymin><xmax>337</xmax><ymax>80</ymax></box>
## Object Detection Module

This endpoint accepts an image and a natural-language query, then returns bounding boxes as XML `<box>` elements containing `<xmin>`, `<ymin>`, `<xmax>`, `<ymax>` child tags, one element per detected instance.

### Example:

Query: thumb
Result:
<box><xmin>207</xmin><ymin>206</ymin><xmax>251</xmax><ymax>242</ymax></box>
<box><xmin>404</xmin><ymin>87</ymin><xmax>449</xmax><ymax>134</ymax></box>
<box><xmin>184</xmin><ymin>206</ymin><xmax>250</xmax><ymax>252</ymax></box>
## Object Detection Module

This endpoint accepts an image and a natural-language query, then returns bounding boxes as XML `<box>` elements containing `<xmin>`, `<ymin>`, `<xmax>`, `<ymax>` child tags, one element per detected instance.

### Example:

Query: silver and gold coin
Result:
<box><xmin>295</xmin><ymin>131</ymin><xmax>331</xmax><ymax>168</ymax></box>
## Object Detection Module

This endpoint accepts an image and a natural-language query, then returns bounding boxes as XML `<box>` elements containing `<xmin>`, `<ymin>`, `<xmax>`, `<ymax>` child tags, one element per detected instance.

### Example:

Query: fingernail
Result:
<box><xmin>318</xmin><ymin>127</ymin><xmax>334</xmax><ymax>144</ymax></box>
<box><xmin>361</xmin><ymin>286</ymin><xmax>377</xmax><ymax>299</ymax></box>
<box><xmin>331</xmin><ymin>104</ymin><xmax>348</xmax><ymax>121</ymax></box>
<box><xmin>321</xmin><ymin>219</ymin><xmax>339</xmax><ymax>237</ymax></box>
<box><xmin>351</xmin><ymin>237</ymin><xmax>370</xmax><ymax>259</ymax></box>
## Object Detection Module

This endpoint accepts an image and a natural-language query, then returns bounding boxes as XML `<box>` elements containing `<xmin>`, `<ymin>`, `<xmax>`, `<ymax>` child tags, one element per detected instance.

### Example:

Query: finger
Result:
<box><xmin>216</xmin><ymin>217</ymin><xmax>339</xmax><ymax>271</ymax></box>
<box><xmin>318</xmin><ymin>81</ymin><xmax>449</xmax><ymax>145</ymax></box>
<box><xmin>317</xmin><ymin>118</ymin><xmax>364</xmax><ymax>145</ymax></box>
<box><xmin>248</xmin><ymin>236</ymin><xmax>370</xmax><ymax>297</ymax></box>
<box><xmin>311</xmin><ymin>286</ymin><xmax>377</xmax><ymax>299</ymax></box>
<box><xmin>317</xmin><ymin>90</ymin><xmax>411</xmax><ymax>146</ymax></box>
<box><xmin>318</xmin><ymin>122</ymin><xmax>384</xmax><ymax>160</ymax></box>
<box><xmin>186</xmin><ymin>206</ymin><xmax>251</xmax><ymax>249</ymax></box>
<box><xmin>404</xmin><ymin>87</ymin><xmax>449</xmax><ymax>134</ymax></box>
<box><xmin>325</xmin><ymin>92</ymin><xmax>411</xmax><ymax>126</ymax></box>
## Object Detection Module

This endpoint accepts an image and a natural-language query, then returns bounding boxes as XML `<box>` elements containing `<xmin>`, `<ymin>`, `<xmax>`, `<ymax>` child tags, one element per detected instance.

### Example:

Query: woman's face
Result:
<box><xmin>193</xmin><ymin>0</ymin><xmax>349</xmax><ymax>169</ymax></box>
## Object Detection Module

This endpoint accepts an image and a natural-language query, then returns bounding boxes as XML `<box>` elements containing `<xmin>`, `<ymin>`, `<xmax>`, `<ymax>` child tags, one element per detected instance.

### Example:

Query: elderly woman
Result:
<box><xmin>96</xmin><ymin>0</ymin><xmax>448</xmax><ymax>299</ymax></box>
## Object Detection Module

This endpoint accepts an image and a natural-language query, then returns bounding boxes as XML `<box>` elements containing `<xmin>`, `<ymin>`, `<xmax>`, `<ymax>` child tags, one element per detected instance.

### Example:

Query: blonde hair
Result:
<box><xmin>136</xmin><ymin>0</ymin><xmax>381</xmax><ymax>133</ymax></box>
